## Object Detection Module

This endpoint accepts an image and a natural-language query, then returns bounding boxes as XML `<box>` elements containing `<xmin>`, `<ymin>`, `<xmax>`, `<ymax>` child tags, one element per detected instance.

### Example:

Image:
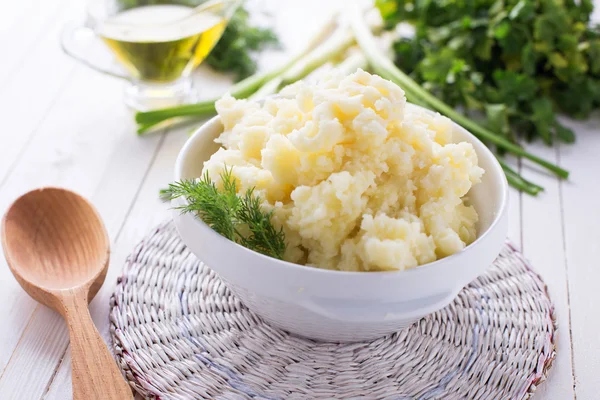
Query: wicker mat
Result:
<box><xmin>109</xmin><ymin>221</ymin><xmax>556</xmax><ymax>400</ymax></box>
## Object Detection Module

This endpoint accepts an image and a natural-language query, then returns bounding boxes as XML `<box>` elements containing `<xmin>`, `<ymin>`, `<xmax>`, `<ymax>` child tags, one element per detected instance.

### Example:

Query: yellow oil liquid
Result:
<box><xmin>98</xmin><ymin>4</ymin><xmax>226</xmax><ymax>82</ymax></box>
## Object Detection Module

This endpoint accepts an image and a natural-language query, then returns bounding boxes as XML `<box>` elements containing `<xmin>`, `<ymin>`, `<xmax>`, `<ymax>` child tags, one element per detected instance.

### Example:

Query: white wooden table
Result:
<box><xmin>1</xmin><ymin>1</ymin><xmax>598</xmax><ymax>399</ymax></box>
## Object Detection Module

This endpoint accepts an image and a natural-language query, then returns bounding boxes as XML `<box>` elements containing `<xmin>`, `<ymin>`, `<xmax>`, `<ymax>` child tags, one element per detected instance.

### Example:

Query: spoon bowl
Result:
<box><xmin>3</xmin><ymin>188</ymin><xmax>109</xmax><ymax>300</ymax></box>
<box><xmin>1</xmin><ymin>187</ymin><xmax>132</xmax><ymax>400</ymax></box>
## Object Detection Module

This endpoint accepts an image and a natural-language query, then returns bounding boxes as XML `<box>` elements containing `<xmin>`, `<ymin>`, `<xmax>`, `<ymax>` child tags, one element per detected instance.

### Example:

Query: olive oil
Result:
<box><xmin>98</xmin><ymin>4</ymin><xmax>226</xmax><ymax>82</ymax></box>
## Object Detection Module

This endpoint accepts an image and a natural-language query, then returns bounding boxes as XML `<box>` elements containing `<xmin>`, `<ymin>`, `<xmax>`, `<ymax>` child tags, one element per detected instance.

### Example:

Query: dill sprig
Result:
<box><xmin>162</xmin><ymin>168</ymin><xmax>286</xmax><ymax>260</ymax></box>
<box><xmin>237</xmin><ymin>188</ymin><xmax>286</xmax><ymax>261</ymax></box>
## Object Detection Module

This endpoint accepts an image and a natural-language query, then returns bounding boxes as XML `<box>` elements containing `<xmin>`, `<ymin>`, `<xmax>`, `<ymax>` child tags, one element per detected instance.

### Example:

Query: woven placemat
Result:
<box><xmin>109</xmin><ymin>221</ymin><xmax>556</xmax><ymax>400</ymax></box>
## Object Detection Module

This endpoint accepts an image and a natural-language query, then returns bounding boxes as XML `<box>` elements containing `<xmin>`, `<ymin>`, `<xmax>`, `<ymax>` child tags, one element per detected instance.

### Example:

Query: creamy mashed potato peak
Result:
<box><xmin>204</xmin><ymin>69</ymin><xmax>484</xmax><ymax>271</ymax></box>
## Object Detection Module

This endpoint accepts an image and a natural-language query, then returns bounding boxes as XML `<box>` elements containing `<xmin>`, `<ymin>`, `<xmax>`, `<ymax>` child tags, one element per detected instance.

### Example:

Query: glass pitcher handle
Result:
<box><xmin>60</xmin><ymin>21</ymin><xmax>131</xmax><ymax>81</ymax></box>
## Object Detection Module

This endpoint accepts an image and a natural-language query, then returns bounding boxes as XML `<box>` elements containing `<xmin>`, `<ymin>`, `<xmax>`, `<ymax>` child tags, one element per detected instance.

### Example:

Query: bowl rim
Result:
<box><xmin>174</xmin><ymin>103</ymin><xmax>509</xmax><ymax>277</ymax></box>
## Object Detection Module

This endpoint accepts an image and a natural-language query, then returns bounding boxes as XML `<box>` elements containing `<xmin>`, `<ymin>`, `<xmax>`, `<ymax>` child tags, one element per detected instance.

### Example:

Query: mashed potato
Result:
<box><xmin>202</xmin><ymin>69</ymin><xmax>484</xmax><ymax>271</ymax></box>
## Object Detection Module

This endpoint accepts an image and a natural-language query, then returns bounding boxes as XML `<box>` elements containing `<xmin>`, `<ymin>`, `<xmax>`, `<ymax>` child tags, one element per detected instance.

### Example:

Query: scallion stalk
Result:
<box><xmin>496</xmin><ymin>156</ymin><xmax>544</xmax><ymax>195</ymax></box>
<box><xmin>249</xmin><ymin>76</ymin><xmax>284</xmax><ymax>99</ymax></box>
<box><xmin>336</xmin><ymin>51</ymin><xmax>368</xmax><ymax>74</ymax></box>
<box><xmin>280</xmin><ymin>28</ymin><xmax>355</xmax><ymax>85</ymax></box>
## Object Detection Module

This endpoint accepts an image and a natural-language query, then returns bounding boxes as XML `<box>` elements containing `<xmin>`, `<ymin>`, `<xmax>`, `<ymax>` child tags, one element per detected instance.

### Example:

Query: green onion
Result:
<box><xmin>280</xmin><ymin>28</ymin><xmax>355</xmax><ymax>85</ymax></box>
<box><xmin>496</xmin><ymin>156</ymin><xmax>544</xmax><ymax>195</ymax></box>
<box><xmin>335</xmin><ymin>51</ymin><xmax>369</xmax><ymax>74</ymax></box>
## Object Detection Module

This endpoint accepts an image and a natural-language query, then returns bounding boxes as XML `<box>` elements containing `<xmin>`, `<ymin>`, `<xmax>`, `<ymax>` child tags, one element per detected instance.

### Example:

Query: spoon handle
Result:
<box><xmin>60</xmin><ymin>290</ymin><xmax>133</xmax><ymax>400</ymax></box>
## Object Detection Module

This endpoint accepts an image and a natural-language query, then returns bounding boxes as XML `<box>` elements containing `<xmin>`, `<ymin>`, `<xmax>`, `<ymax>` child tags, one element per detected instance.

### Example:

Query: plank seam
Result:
<box><xmin>0</xmin><ymin>305</ymin><xmax>40</xmax><ymax>381</ymax></box>
<box><xmin>557</xmin><ymin>143</ymin><xmax>577</xmax><ymax>400</ymax></box>
<box><xmin>115</xmin><ymin>131</ymin><xmax>168</xmax><ymax>243</ymax></box>
<box><xmin>40</xmin><ymin>342</ymin><xmax>70</xmax><ymax>400</ymax></box>
<box><xmin>518</xmin><ymin>156</ymin><xmax>524</xmax><ymax>251</ymax></box>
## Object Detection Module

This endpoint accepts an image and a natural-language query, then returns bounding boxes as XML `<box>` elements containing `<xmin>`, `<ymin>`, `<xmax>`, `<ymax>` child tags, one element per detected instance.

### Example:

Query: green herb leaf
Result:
<box><xmin>494</xmin><ymin>20</ymin><xmax>511</xmax><ymax>39</ymax></box>
<box><xmin>162</xmin><ymin>168</ymin><xmax>286</xmax><ymax>259</ymax></box>
<box><xmin>555</xmin><ymin>122</ymin><xmax>576</xmax><ymax>143</ymax></box>
<box><xmin>206</xmin><ymin>6</ymin><xmax>279</xmax><ymax>81</ymax></box>
<box><xmin>531</xmin><ymin>97</ymin><xmax>555</xmax><ymax>145</ymax></box>
<box><xmin>493</xmin><ymin>70</ymin><xmax>537</xmax><ymax>104</ymax></box>
<box><xmin>509</xmin><ymin>0</ymin><xmax>534</xmax><ymax>20</ymax></box>
<box><xmin>588</xmin><ymin>40</ymin><xmax>600</xmax><ymax>74</ymax></box>
<box><xmin>237</xmin><ymin>189</ymin><xmax>286</xmax><ymax>260</ymax></box>
<box><xmin>521</xmin><ymin>43</ymin><xmax>537</xmax><ymax>75</ymax></box>
<box><xmin>485</xmin><ymin>103</ymin><xmax>511</xmax><ymax>140</ymax></box>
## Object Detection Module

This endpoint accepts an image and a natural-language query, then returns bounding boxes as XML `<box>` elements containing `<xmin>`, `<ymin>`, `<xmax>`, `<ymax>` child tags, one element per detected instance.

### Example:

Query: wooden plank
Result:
<box><xmin>40</xmin><ymin>354</ymin><xmax>71</xmax><ymax>400</ymax></box>
<box><xmin>0</xmin><ymin>0</ymin><xmax>70</xmax><ymax>83</ymax></box>
<box><xmin>44</xmin><ymin>128</ymin><xmax>190</xmax><ymax>400</ymax></box>
<box><xmin>0</xmin><ymin>0</ymin><xmax>78</xmax><ymax>185</ymax></box>
<box><xmin>507</xmin><ymin>186</ymin><xmax>522</xmax><ymax>249</ymax></box>
<box><xmin>558</xmin><ymin>116</ymin><xmax>600</xmax><ymax>399</ymax></box>
<box><xmin>0</xmin><ymin>0</ymin><xmax>35</xmax><ymax>45</ymax></box>
<box><xmin>520</xmin><ymin>142</ymin><xmax>575</xmax><ymax>399</ymax></box>
<box><xmin>0</xmin><ymin>312</ymin><xmax>70</xmax><ymax>399</ymax></box>
<box><xmin>0</xmin><ymin>61</ymin><xmax>162</xmax><ymax>397</ymax></box>
<box><xmin>503</xmin><ymin>155</ymin><xmax>522</xmax><ymax>249</ymax></box>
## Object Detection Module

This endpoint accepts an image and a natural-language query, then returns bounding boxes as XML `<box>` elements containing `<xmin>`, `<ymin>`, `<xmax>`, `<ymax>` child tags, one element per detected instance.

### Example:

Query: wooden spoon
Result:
<box><xmin>1</xmin><ymin>188</ymin><xmax>132</xmax><ymax>400</ymax></box>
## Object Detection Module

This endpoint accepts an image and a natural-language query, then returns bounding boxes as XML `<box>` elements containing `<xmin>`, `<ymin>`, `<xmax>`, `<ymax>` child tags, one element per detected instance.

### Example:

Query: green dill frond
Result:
<box><xmin>219</xmin><ymin>167</ymin><xmax>242</xmax><ymax>215</ymax></box>
<box><xmin>162</xmin><ymin>167</ymin><xmax>286</xmax><ymax>260</ymax></box>
<box><xmin>159</xmin><ymin>187</ymin><xmax>171</xmax><ymax>203</ymax></box>
<box><xmin>162</xmin><ymin>176</ymin><xmax>237</xmax><ymax>241</ymax></box>
<box><xmin>237</xmin><ymin>188</ymin><xmax>286</xmax><ymax>260</ymax></box>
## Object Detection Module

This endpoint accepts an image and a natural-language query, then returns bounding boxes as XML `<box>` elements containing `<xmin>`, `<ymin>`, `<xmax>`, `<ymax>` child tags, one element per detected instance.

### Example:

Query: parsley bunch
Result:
<box><xmin>162</xmin><ymin>168</ymin><xmax>286</xmax><ymax>260</ymax></box>
<box><xmin>206</xmin><ymin>6</ymin><xmax>279</xmax><ymax>81</ymax></box>
<box><xmin>351</xmin><ymin>3</ymin><xmax>567</xmax><ymax>195</ymax></box>
<box><xmin>377</xmin><ymin>0</ymin><xmax>600</xmax><ymax>144</ymax></box>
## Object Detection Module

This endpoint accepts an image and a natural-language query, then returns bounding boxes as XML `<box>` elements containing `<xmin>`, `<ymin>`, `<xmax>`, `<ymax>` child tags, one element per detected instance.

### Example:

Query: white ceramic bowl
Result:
<box><xmin>173</xmin><ymin>104</ymin><xmax>509</xmax><ymax>342</ymax></box>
